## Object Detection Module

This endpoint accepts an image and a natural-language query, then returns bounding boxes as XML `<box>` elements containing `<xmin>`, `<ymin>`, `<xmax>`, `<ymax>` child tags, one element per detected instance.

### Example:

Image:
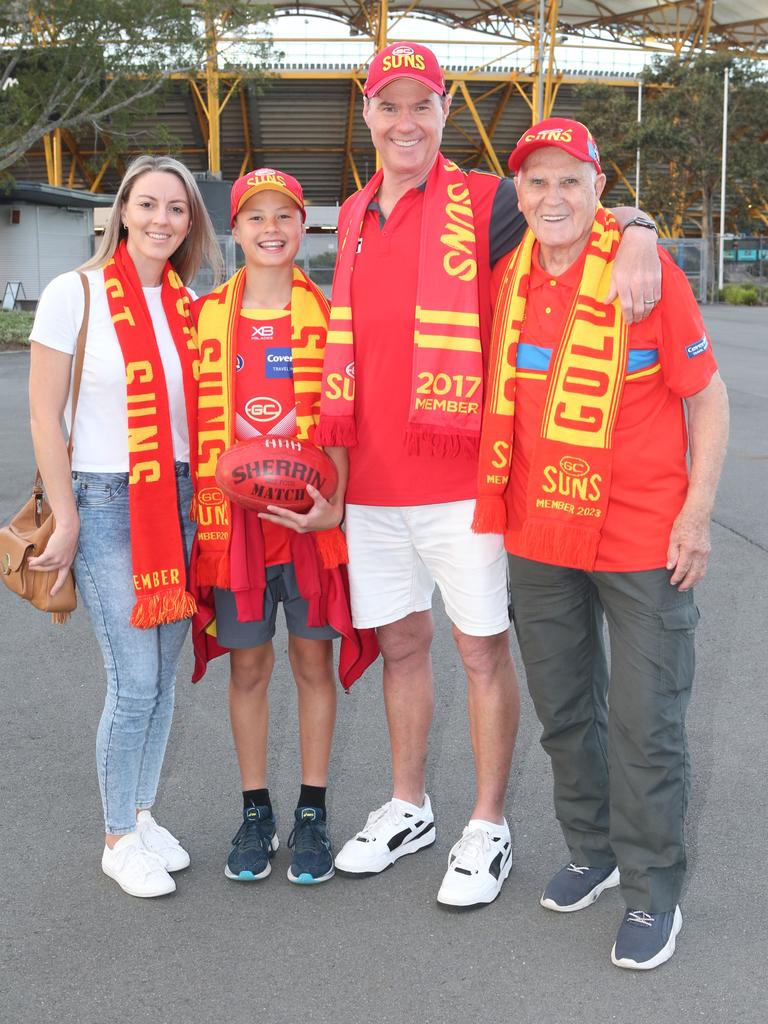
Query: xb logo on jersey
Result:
<box><xmin>245</xmin><ymin>396</ymin><xmax>282</xmax><ymax>423</ymax></box>
<box><xmin>251</xmin><ymin>324</ymin><xmax>274</xmax><ymax>340</ymax></box>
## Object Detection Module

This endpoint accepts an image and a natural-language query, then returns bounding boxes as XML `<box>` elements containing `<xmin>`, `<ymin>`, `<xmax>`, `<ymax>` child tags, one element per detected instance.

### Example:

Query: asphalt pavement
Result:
<box><xmin>1</xmin><ymin>305</ymin><xmax>766</xmax><ymax>1024</ymax></box>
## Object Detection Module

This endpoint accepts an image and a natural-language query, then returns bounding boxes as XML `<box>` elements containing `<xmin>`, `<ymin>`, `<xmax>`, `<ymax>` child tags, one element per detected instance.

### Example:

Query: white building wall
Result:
<box><xmin>0</xmin><ymin>204</ymin><xmax>93</xmax><ymax>301</ymax></box>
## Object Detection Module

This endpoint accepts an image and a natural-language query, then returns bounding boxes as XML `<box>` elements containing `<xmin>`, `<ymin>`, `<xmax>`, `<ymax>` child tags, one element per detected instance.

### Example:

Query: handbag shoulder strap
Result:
<box><xmin>66</xmin><ymin>272</ymin><xmax>90</xmax><ymax>461</ymax></box>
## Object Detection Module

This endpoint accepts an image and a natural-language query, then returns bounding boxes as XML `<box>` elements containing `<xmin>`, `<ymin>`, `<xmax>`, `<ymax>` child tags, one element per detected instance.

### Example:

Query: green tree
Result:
<box><xmin>0</xmin><ymin>1</ymin><xmax>273</xmax><ymax>178</ymax></box>
<box><xmin>580</xmin><ymin>54</ymin><xmax>768</xmax><ymax>296</ymax></box>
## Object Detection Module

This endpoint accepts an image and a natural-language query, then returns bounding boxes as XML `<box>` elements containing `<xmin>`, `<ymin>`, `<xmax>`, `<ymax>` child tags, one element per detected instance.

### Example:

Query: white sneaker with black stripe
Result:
<box><xmin>437</xmin><ymin>818</ymin><xmax>512</xmax><ymax>907</ymax></box>
<box><xmin>334</xmin><ymin>796</ymin><xmax>435</xmax><ymax>875</ymax></box>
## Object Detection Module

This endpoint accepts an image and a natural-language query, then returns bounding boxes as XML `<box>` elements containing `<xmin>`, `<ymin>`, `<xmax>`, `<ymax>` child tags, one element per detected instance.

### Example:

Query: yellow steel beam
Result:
<box><xmin>219</xmin><ymin>77</ymin><xmax>243</xmax><ymax>117</ymax></box>
<box><xmin>61</xmin><ymin>130</ymin><xmax>93</xmax><ymax>188</ymax></box>
<box><xmin>608</xmin><ymin>158</ymin><xmax>637</xmax><ymax>201</ymax></box>
<box><xmin>376</xmin><ymin>0</ymin><xmax>388</xmax><ymax>51</ymax></box>
<box><xmin>238</xmin><ymin>87</ymin><xmax>253</xmax><ymax>178</ymax></box>
<box><xmin>457</xmin><ymin>80</ymin><xmax>504</xmax><ymax>177</ymax></box>
<box><xmin>52</xmin><ymin>129</ymin><xmax>63</xmax><ymax>187</ymax></box>
<box><xmin>205</xmin><ymin>45</ymin><xmax>221</xmax><ymax>175</ymax></box>
<box><xmin>543</xmin><ymin>0</ymin><xmax>560</xmax><ymax>118</ymax></box>
<box><xmin>90</xmin><ymin>157</ymin><xmax>111</xmax><ymax>194</ymax></box>
<box><xmin>42</xmin><ymin>134</ymin><xmax>54</xmax><ymax>184</ymax></box>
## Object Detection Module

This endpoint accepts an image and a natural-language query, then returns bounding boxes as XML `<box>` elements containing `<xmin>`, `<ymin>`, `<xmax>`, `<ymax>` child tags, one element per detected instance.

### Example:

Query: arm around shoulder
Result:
<box><xmin>607</xmin><ymin>207</ymin><xmax>662</xmax><ymax>325</ymax></box>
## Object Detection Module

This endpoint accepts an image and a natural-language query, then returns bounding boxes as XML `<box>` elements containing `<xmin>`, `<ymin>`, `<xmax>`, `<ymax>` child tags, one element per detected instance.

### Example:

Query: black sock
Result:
<box><xmin>297</xmin><ymin>784</ymin><xmax>326</xmax><ymax>812</ymax></box>
<box><xmin>243</xmin><ymin>788</ymin><xmax>271</xmax><ymax>813</ymax></box>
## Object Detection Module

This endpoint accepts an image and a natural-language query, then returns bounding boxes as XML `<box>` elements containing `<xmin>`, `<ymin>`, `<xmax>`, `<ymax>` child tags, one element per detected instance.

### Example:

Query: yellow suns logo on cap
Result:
<box><xmin>382</xmin><ymin>46</ymin><xmax>426</xmax><ymax>72</ymax></box>
<box><xmin>525</xmin><ymin>127</ymin><xmax>574</xmax><ymax>143</ymax></box>
<box><xmin>247</xmin><ymin>169</ymin><xmax>287</xmax><ymax>187</ymax></box>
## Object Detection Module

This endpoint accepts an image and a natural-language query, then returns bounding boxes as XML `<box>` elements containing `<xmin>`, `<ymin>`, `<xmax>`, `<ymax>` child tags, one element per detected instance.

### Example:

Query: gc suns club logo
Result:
<box><xmin>245</xmin><ymin>396</ymin><xmax>282</xmax><ymax>423</ymax></box>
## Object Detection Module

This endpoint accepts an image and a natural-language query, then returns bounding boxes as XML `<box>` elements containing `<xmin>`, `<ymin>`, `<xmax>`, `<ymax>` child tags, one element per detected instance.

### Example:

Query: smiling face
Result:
<box><xmin>121</xmin><ymin>170</ymin><xmax>191</xmax><ymax>277</ymax></box>
<box><xmin>232</xmin><ymin>189</ymin><xmax>304</xmax><ymax>270</ymax></box>
<box><xmin>515</xmin><ymin>148</ymin><xmax>606</xmax><ymax>271</ymax></box>
<box><xmin>363</xmin><ymin>78</ymin><xmax>450</xmax><ymax>185</ymax></box>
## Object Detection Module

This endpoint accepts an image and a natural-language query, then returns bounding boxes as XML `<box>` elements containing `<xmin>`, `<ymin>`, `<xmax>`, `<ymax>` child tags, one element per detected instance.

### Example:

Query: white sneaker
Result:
<box><xmin>334</xmin><ymin>796</ymin><xmax>435</xmax><ymax>875</ymax></box>
<box><xmin>137</xmin><ymin>810</ymin><xmax>190</xmax><ymax>872</ymax></box>
<box><xmin>101</xmin><ymin>832</ymin><xmax>176</xmax><ymax>898</ymax></box>
<box><xmin>437</xmin><ymin>818</ymin><xmax>512</xmax><ymax>907</ymax></box>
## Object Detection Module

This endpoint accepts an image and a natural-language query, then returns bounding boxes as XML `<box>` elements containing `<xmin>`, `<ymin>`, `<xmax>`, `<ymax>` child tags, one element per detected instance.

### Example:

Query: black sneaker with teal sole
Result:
<box><xmin>287</xmin><ymin>807</ymin><xmax>335</xmax><ymax>885</ymax></box>
<box><xmin>611</xmin><ymin>906</ymin><xmax>683</xmax><ymax>970</ymax></box>
<box><xmin>225</xmin><ymin>805</ymin><xmax>278</xmax><ymax>881</ymax></box>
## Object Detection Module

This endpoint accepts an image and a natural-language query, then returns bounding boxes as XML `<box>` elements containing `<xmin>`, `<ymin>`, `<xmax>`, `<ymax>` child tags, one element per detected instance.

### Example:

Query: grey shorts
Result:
<box><xmin>213</xmin><ymin>562</ymin><xmax>339</xmax><ymax>648</ymax></box>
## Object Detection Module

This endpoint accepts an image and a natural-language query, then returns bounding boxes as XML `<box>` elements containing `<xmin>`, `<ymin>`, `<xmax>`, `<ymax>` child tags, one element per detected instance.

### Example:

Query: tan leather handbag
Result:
<box><xmin>0</xmin><ymin>273</ymin><xmax>90</xmax><ymax>624</ymax></box>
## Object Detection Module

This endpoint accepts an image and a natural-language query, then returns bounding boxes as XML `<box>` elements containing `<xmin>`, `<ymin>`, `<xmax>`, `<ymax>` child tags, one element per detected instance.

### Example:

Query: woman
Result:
<box><xmin>28</xmin><ymin>155</ymin><xmax>221</xmax><ymax>898</ymax></box>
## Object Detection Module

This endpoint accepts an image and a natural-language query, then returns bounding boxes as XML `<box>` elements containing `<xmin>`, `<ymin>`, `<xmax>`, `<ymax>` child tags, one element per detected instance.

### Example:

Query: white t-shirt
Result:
<box><xmin>31</xmin><ymin>269</ymin><xmax>196</xmax><ymax>472</ymax></box>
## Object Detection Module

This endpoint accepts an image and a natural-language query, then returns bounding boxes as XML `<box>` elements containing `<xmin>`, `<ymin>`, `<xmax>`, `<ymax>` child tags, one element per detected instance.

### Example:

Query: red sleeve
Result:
<box><xmin>657</xmin><ymin>250</ymin><xmax>718</xmax><ymax>397</ymax></box>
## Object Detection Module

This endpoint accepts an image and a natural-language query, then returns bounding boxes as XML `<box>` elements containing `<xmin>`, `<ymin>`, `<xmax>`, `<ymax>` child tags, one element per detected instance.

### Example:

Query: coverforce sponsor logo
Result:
<box><xmin>245</xmin><ymin>396</ymin><xmax>282</xmax><ymax>423</ymax></box>
<box><xmin>686</xmin><ymin>336</ymin><xmax>709</xmax><ymax>359</ymax></box>
<box><xmin>265</xmin><ymin>347</ymin><xmax>293</xmax><ymax>379</ymax></box>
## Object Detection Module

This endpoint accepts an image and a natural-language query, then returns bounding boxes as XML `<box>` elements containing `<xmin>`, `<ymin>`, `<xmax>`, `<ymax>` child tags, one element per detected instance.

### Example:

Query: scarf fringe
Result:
<box><xmin>521</xmin><ymin>521</ymin><xmax>600</xmax><ymax>571</ymax></box>
<box><xmin>314</xmin><ymin>417</ymin><xmax>358</xmax><ymax>448</ymax></box>
<box><xmin>472</xmin><ymin>496</ymin><xmax>507</xmax><ymax>535</ymax></box>
<box><xmin>314</xmin><ymin>527</ymin><xmax>348</xmax><ymax>569</ymax></box>
<box><xmin>405</xmin><ymin>428</ymin><xmax>479</xmax><ymax>459</ymax></box>
<box><xmin>195</xmin><ymin>550</ymin><xmax>231</xmax><ymax>590</ymax></box>
<box><xmin>130</xmin><ymin>588</ymin><xmax>197</xmax><ymax>629</ymax></box>
<box><xmin>51</xmin><ymin>611</ymin><xmax>71</xmax><ymax>625</ymax></box>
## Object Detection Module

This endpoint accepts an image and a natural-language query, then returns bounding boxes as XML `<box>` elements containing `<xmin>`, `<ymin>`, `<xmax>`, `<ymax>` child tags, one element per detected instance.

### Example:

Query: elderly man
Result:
<box><xmin>475</xmin><ymin>118</ymin><xmax>728</xmax><ymax>963</ymax></box>
<box><xmin>318</xmin><ymin>45</ymin><xmax>662</xmax><ymax>908</ymax></box>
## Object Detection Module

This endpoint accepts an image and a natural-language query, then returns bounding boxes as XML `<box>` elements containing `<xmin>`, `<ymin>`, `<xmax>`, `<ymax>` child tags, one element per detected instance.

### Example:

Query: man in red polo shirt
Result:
<box><xmin>318</xmin><ymin>44</ymin><xmax>664</xmax><ymax>908</ymax></box>
<box><xmin>475</xmin><ymin>118</ymin><xmax>729</xmax><ymax>964</ymax></box>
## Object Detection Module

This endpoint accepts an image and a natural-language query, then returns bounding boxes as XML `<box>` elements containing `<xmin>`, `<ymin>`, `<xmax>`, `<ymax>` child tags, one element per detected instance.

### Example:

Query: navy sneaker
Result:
<box><xmin>541</xmin><ymin>862</ymin><xmax>620</xmax><ymax>912</ymax></box>
<box><xmin>224</xmin><ymin>805</ymin><xmax>279</xmax><ymax>881</ymax></box>
<box><xmin>611</xmin><ymin>906</ymin><xmax>683</xmax><ymax>970</ymax></box>
<box><xmin>287</xmin><ymin>807</ymin><xmax>335</xmax><ymax>885</ymax></box>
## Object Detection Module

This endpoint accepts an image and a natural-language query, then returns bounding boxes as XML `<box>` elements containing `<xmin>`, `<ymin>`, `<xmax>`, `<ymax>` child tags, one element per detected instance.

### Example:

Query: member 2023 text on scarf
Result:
<box><xmin>103</xmin><ymin>241</ymin><xmax>199</xmax><ymax>627</ymax></box>
<box><xmin>317</xmin><ymin>155</ymin><xmax>483</xmax><ymax>457</ymax></box>
<box><xmin>473</xmin><ymin>207</ymin><xmax>629</xmax><ymax>570</ymax></box>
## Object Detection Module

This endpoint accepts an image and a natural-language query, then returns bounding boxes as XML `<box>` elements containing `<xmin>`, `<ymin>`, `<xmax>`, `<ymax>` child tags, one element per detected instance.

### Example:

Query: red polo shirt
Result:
<box><xmin>344</xmin><ymin>172</ymin><xmax>507</xmax><ymax>505</ymax></box>
<box><xmin>491</xmin><ymin>244</ymin><xmax>718</xmax><ymax>571</ymax></box>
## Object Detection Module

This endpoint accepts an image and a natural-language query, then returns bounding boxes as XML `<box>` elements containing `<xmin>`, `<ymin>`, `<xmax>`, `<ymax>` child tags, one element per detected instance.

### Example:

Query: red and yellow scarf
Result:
<box><xmin>474</xmin><ymin>208</ymin><xmax>629</xmax><ymax>570</ymax></box>
<box><xmin>316</xmin><ymin>154</ymin><xmax>483</xmax><ymax>456</ymax></box>
<box><xmin>103</xmin><ymin>241</ymin><xmax>199</xmax><ymax>627</ymax></box>
<box><xmin>193</xmin><ymin>265</ymin><xmax>347</xmax><ymax>588</ymax></box>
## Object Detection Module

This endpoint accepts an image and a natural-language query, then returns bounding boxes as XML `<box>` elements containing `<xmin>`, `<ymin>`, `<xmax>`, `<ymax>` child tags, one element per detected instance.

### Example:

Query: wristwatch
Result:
<box><xmin>623</xmin><ymin>216</ymin><xmax>659</xmax><ymax>234</ymax></box>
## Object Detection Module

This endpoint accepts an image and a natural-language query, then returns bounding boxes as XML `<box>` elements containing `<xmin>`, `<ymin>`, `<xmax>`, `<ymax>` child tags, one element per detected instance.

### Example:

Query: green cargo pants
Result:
<box><xmin>508</xmin><ymin>556</ymin><xmax>699</xmax><ymax>912</ymax></box>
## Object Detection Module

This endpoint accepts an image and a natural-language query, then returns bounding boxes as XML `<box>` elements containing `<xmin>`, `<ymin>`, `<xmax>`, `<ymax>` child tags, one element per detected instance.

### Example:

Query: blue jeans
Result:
<box><xmin>73</xmin><ymin>463</ymin><xmax>196</xmax><ymax>835</ymax></box>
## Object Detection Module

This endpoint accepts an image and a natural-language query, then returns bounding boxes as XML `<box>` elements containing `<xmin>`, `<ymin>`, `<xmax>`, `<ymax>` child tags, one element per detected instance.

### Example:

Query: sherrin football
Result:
<box><xmin>214</xmin><ymin>437</ymin><xmax>338</xmax><ymax>513</ymax></box>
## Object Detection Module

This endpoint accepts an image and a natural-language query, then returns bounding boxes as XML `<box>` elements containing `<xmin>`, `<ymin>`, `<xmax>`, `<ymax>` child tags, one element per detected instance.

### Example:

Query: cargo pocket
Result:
<box><xmin>657</xmin><ymin>600</ymin><xmax>700</xmax><ymax>697</ymax></box>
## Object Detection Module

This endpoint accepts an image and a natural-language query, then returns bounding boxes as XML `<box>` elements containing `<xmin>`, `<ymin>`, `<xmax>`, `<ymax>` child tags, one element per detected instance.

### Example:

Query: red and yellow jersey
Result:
<box><xmin>234</xmin><ymin>306</ymin><xmax>294</xmax><ymax>565</ymax></box>
<box><xmin>492</xmin><ymin>245</ymin><xmax>718</xmax><ymax>571</ymax></box>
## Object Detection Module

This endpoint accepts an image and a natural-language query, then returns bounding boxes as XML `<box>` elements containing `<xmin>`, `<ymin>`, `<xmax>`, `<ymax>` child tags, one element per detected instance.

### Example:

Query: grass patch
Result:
<box><xmin>0</xmin><ymin>310</ymin><xmax>34</xmax><ymax>349</ymax></box>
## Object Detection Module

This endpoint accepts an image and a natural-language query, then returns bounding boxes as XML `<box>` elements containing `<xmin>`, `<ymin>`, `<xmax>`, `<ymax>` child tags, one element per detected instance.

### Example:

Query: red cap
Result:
<box><xmin>230</xmin><ymin>168</ymin><xmax>306</xmax><ymax>225</ymax></box>
<box><xmin>508</xmin><ymin>118</ymin><xmax>602</xmax><ymax>174</ymax></box>
<box><xmin>364</xmin><ymin>42</ymin><xmax>445</xmax><ymax>98</ymax></box>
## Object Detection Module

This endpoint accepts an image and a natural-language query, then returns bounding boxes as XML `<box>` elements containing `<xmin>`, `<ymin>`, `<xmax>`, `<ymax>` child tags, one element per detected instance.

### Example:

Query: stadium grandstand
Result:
<box><xmin>6</xmin><ymin>1</ymin><xmax>767</xmax><ymax>208</ymax></box>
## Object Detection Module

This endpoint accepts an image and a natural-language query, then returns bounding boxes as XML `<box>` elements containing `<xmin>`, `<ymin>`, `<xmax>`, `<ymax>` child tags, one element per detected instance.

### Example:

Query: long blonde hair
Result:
<box><xmin>80</xmin><ymin>155</ymin><xmax>223</xmax><ymax>284</ymax></box>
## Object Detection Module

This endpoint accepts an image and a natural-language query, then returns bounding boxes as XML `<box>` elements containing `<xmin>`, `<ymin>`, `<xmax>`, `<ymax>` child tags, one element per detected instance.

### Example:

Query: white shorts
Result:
<box><xmin>344</xmin><ymin>499</ymin><xmax>510</xmax><ymax>636</ymax></box>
